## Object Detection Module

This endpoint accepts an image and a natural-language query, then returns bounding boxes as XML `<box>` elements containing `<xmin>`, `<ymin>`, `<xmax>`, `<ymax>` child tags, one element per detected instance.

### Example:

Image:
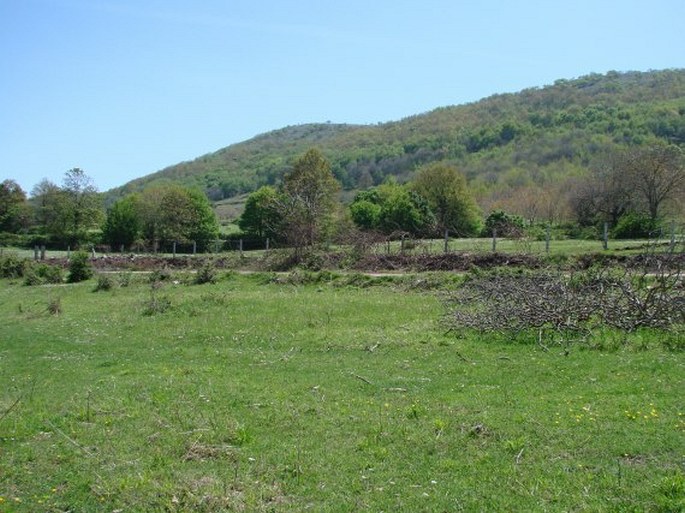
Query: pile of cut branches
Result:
<box><xmin>444</xmin><ymin>255</ymin><xmax>684</xmax><ymax>336</ymax></box>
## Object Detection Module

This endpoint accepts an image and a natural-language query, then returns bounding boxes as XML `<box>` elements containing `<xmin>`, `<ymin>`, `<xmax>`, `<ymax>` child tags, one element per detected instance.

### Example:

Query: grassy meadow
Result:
<box><xmin>0</xmin><ymin>270</ymin><xmax>684</xmax><ymax>512</ymax></box>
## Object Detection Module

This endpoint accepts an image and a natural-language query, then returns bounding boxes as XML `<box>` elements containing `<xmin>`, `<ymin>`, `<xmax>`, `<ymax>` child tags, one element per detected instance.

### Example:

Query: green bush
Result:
<box><xmin>481</xmin><ymin>210</ymin><xmax>525</xmax><ymax>237</ymax></box>
<box><xmin>611</xmin><ymin>212</ymin><xmax>659</xmax><ymax>239</ymax></box>
<box><xmin>23</xmin><ymin>263</ymin><xmax>64</xmax><ymax>286</ymax></box>
<box><xmin>194</xmin><ymin>261</ymin><xmax>218</xmax><ymax>285</ymax></box>
<box><xmin>67</xmin><ymin>252</ymin><xmax>93</xmax><ymax>283</ymax></box>
<box><xmin>0</xmin><ymin>254</ymin><xmax>27</xmax><ymax>278</ymax></box>
<box><xmin>93</xmin><ymin>273</ymin><xmax>114</xmax><ymax>291</ymax></box>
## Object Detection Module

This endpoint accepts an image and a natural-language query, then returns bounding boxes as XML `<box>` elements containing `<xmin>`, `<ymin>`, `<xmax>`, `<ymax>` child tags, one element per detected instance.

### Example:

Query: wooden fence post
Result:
<box><xmin>545</xmin><ymin>225</ymin><xmax>551</xmax><ymax>255</ymax></box>
<box><xmin>603</xmin><ymin>222</ymin><xmax>609</xmax><ymax>250</ymax></box>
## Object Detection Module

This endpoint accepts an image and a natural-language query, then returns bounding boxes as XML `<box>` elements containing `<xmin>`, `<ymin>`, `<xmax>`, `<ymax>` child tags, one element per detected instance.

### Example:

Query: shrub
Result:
<box><xmin>23</xmin><ymin>263</ymin><xmax>63</xmax><ymax>286</ymax></box>
<box><xmin>194</xmin><ymin>261</ymin><xmax>217</xmax><ymax>285</ymax></box>
<box><xmin>142</xmin><ymin>290</ymin><xmax>172</xmax><ymax>316</ymax></box>
<box><xmin>118</xmin><ymin>272</ymin><xmax>132</xmax><ymax>287</ymax></box>
<box><xmin>612</xmin><ymin>212</ymin><xmax>659</xmax><ymax>239</ymax></box>
<box><xmin>93</xmin><ymin>273</ymin><xmax>114</xmax><ymax>291</ymax></box>
<box><xmin>0</xmin><ymin>254</ymin><xmax>27</xmax><ymax>278</ymax></box>
<box><xmin>67</xmin><ymin>252</ymin><xmax>94</xmax><ymax>283</ymax></box>
<box><xmin>481</xmin><ymin>210</ymin><xmax>525</xmax><ymax>237</ymax></box>
<box><xmin>46</xmin><ymin>297</ymin><xmax>62</xmax><ymax>316</ymax></box>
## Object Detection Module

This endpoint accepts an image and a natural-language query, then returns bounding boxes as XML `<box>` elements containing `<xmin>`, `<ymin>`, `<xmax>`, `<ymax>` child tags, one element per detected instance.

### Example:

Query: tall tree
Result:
<box><xmin>622</xmin><ymin>144</ymin><xmax>685</xmax><ymax>222</ymax></box>
<box><xmin>0</xmin><ymin>179</ymin><xmax>30</xmax><ymax>233</ymax></box>
<box><xmin>31</xmin><ymin>179</ymin><xmax>72</xmax><ymax>243</ymax></box>
<box><xmin>102</xmin><ymin>194</ymin><xmax>142</xmax><ymax>250</ymax></box>
<box><xmin>61</xmin><ymin>168</ymin><xmax>104</xmax><ymax>242</ymax></box>
<box><xmin>279</xmin><ymin>149</ymin><xmax>340</xmax><ymax>249</ymax></box>
<box><xmin>137</xmin><ymin>184</ymin><xmax>219</xmax><ymax>249</ymax></box>
<box><xmin>238</xmin><ymin>185</ymin><xmax>282</xmax><ymax>239</ymax></box>
<box><xmin>411</xmin><ymin>163</ymin><xmax>481</xmax><ymax>236</ymax></box>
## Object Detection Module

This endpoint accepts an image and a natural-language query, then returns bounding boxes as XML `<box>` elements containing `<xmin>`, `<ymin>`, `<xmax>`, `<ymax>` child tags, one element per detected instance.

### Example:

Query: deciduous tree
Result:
<box><xmin>238</xmin><ymin>185</ymin><xmax>282</xmax><ymax>239</ymax></box>
<box><xmin>278</xmin><ymin>149</ymin><xmax>340</xmax><ymax>249</ymax></box>
<box><xmin>0</xmin><ymin>179</ymin><xmax>30</xmax><ymax>233</ymax></box>
<box><xmin>622</xmin><ymin>143</ymin><xmax>684</xmax><ymax>222</ymax></box>
<box><xmin>411</xmin><ymin>163</ymin><xmax>481</xmax><ymax>236</ymax></box>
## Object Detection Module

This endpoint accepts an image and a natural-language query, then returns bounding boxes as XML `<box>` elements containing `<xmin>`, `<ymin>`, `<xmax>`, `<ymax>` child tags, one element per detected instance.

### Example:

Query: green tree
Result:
<box><xmin>238</xmin><ymin>185</ymin><xmax>281</xmax><ymax>239</ymax></box>
<box><xmin>412</xmin><ymin>163</ymin><xmax>481</xmax><ymax>236</ymax></box>
<box><xmin>279</xmin><ymin>148</ymin><xmax>340</xmax><ymax>249</ymax></box>
<box><xmin>138</xmin><ymin>184</ymin><xmax>219</xmax><ymax>249</ymax></box>
<box><xmin>62</xmin><ymin>168</ymin><xmax>104</xmax><ymax>243</ymax></box>
<box><xmin>378</xmin><ymin>184</ymin><xmax>435</xmax><ymax>236</ymax></box>
<box><xmin>30</xmin><ymin>170</ymin><xmax>103</xmax><ymax>246</ymax></box>
<box><xmin>102</xmin><ymin>194</ymin><xmax>142</xmax><ymax>250</ymax></box>
<box><xmin>31</xmin><ymin>179</ymin><xmax>72</xmax><ymax>243</ymax></box>
<box><xmin>185</xmin><ymin>188</ymin><xmax>221</xmax><ymax>244</ymax></box>
<box><xmin>349</xmin><ymin>200</ymin><xmax>382</xmax><ymax>230</ymax></box>
<box><xmin>0</xmin><ymin>179</ymin><xmax>30</xmax><ymax>233</ymax></box>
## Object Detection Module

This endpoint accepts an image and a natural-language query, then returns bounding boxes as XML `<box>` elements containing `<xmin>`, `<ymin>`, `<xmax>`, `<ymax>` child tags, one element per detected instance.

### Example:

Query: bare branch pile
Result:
<box><xmin>444</xmin><ymin>255</ymin><xmax>684</xmax><ymax>336</ymax></box>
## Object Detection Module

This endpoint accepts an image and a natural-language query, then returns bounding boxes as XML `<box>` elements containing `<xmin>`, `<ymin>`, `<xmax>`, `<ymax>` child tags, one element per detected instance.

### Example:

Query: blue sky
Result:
<box><xmin>1</xmin><ymin>0</ymin><xmax>683</xmax><ymax>194</ymax></box>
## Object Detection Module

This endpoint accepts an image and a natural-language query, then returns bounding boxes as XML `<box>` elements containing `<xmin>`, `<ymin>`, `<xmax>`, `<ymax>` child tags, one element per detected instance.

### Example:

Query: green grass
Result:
<box><xmin>0</xmin><ymin>273</ymin><xmax>683</xmax><ymax>512</ymax></box>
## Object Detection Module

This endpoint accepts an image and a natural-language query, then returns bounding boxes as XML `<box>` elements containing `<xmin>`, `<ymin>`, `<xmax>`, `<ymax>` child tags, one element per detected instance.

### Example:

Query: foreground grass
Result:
<box><xmin>0</xmin><ymin>273</ymin><xmax>683</xmax><ymax>512</ymax></box>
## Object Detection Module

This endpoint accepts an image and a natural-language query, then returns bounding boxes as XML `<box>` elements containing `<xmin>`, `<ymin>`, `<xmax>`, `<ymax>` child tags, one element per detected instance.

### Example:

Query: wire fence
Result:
<box><xmin>2</xmin><ymin>222</ymin><xmax>684</xmax><ymax>262</ymax></box>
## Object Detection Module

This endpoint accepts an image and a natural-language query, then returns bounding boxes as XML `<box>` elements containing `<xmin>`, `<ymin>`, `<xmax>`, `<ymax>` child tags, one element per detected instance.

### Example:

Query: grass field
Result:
<box><xmin>1</xmin><ymin>271</ymin><xmax>684</xmax><ymax>512</ymax></box>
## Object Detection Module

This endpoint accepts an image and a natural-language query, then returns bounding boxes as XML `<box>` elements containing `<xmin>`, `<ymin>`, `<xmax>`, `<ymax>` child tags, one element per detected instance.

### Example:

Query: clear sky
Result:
<box><xmin>1</xmin><ymin>0</ymin><xmax>683</xmax><ymax>194</ymax></box>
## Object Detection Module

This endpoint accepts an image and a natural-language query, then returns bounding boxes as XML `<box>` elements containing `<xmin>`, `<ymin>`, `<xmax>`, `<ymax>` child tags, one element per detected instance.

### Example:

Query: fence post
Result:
<box><xmin>265</xmin><ymin>238</ymin><xmax>270</xmax><ymax>253</ymax></box>
<box><xmin>603</xmin><ymin>222</ymin><xmax>609</xmax><ymax>250</ymax></box>
<box><xmin>239</xmin><ymin>239</ymin><xmax>244</xmax><ymax>257</ymax></box>
<box><xmin>91</xmin><ymin>246</ymin><xmax>95</xmax><ymax>258</ymax></box>
<box><xmin>492</xmin><ymin>229</ymin><xmax>497</xmax><ymax>252</ymax></box>
<box><xmin>172</xmin><ymin>241</ymin><xmax>177</xmax><ymax>258</ymax></box>
<box><xmin>34</xmin><ymin>245</ymin><xmax>39</xmax><ymax>260</ymax></box>
<box><xmin>41</xmin><ymin>245</ymin><xmax>46</xmax><ymax>260</ymax></box>
<box><xmin>193</xmin><ymin>241</ymin><xmax>197</xmax><ymax>255</ymax></box>
<box><xmin>545</xmin><ymin>224</ymin><xmax>551</xmax><ymax>255</ymax></box>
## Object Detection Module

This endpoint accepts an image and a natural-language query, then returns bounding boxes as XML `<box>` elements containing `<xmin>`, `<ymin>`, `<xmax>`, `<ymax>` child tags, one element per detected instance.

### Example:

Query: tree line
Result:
<box><xmin>0</xmin><ymin>169</ymin><xmax>219</xmax><ymax>250</ymax></box>
<box><xmin>1</xmin><ymin>142</ymin><xmax>683</xmax><ymax>253</ymax></box>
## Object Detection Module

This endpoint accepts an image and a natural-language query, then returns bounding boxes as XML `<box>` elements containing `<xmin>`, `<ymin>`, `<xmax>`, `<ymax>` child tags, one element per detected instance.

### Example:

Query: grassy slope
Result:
<box><xmin>0</xmin><ymin>273</ymin><xmax>683</xmax><ymax>512</ymax></box>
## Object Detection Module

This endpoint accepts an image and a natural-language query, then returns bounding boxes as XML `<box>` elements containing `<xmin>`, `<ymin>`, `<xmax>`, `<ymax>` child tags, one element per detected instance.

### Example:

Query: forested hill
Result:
<box><xmin>109</xmin><ymin>69</ymin><xmax>685</xmax><ymax>202</ymax></box>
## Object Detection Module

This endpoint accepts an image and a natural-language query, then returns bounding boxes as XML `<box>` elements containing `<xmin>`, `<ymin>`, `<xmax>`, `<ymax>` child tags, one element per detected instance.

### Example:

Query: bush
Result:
<box><xmin>23</xmin><ymin>263</ymin><xmax>64</xmax><ymax>286</ymax></box>
<box><xmin>194</xmin><ymin>261</ymin><xmax>217</xmax><ymax>285</ymax></box>
<box><xmin>93</xmin><ymin>273</ymin><xmax>114</xmax><ymax>291</ymax></box>
<box><xmin>481</xmin><ymin>210</ymin><xmax>525</xmax><ymax>237</ymax></box>
<box><xmin>67</xmin><ymin>252</ymin><xmax>93</xmax><ymax>283</ymax></box>
<box><xmin>0</xmin><ymin>254</ymin><xmax>27</xmax><ymax>278</ymax></box>
<box><xmin>612</xmin><ymin>212</ymin><xmax>659</xmax><ymax>239</ymax></box>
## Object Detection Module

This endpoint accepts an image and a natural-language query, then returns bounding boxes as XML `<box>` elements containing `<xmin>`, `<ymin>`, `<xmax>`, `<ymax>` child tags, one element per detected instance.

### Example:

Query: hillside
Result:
<box><xmin>109</xmin><ymin>69</ymin><xmax>685</xmax><ymax>211</ymax></box>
